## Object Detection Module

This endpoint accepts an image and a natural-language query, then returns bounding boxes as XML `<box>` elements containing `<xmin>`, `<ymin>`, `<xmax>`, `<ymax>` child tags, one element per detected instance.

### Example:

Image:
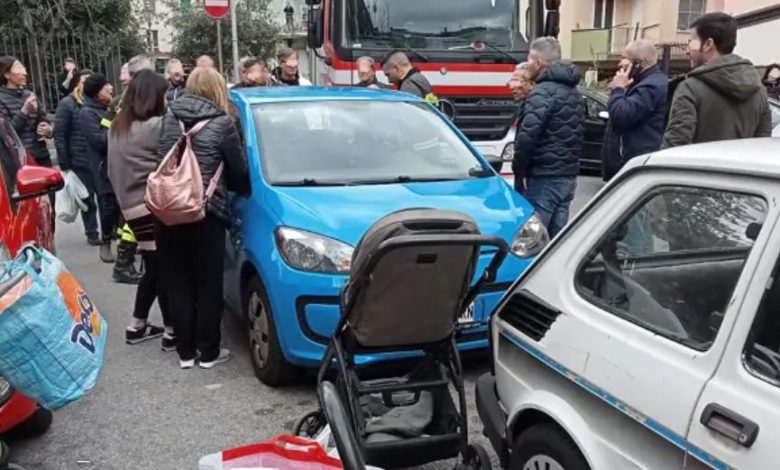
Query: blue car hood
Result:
<box><xmin>265</xmin><ymin>177</ymin><xmax>533</xmax><ymax>246</ymax></box>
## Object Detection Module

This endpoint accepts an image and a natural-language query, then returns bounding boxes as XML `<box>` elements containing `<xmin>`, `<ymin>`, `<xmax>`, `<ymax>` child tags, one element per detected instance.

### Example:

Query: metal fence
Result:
<box><xmin>0</xmin><ymin>29</ymin><xmax>123</xmax><ymax>112</ymax></box>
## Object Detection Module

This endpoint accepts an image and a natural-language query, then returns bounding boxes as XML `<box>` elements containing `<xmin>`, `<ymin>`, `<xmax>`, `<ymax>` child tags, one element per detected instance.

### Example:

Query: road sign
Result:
<box><xmin>204</xmin><ymin>0</ymin><xmax>230</xmax><ymax>19</ymax></box>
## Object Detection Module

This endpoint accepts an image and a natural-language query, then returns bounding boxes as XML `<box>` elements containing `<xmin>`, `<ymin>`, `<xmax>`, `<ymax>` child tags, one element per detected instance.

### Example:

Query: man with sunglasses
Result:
<box><xmin>663</xmin><ymin>12</ymin><xmax>771</xmax><ymax>148</ymax></box>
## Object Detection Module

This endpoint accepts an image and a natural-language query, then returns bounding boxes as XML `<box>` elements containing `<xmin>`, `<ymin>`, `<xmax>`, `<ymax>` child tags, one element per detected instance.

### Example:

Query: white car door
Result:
<box><xmin>686</xmin><ymin>197</ymin><xmax>780</xmax><ymax>470</ymax></box>
<box><xmin>497</xmin><ymin>169</ymin><xmax>772</xmax><ymax>468</ymax></box>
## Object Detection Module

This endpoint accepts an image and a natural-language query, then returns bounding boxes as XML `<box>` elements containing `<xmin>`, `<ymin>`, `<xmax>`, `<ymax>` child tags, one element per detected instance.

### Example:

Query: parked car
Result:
<box><xmin>495</xmin><ymin>88</ymin><xmax>608</xmax><ymax>176</ymax></box>
<box><xmin>477</xmin><ymin>138</ymin><xmax>780</xmax><ymax>470</ymax></box>
<box><xmin>0</xmin><ymin>116</ymin><xmax>63</xmax><ymax>439</ymax></box>
<box><xmin>226</xmin><ymin>87</ymin><xmax>548</xmax><ymax>386</ymax></box>
<box><xmin>770</xmin><ymin>98</ymin><xmax>780</xmax><ymax>137</ymax></box>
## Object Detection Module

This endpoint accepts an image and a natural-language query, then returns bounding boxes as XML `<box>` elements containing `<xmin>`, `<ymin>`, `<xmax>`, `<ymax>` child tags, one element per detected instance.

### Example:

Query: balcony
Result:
<box><xmin>571</xmin><ymin>24</ymin><xmax>662</xmax><ymax>62</ymax></box>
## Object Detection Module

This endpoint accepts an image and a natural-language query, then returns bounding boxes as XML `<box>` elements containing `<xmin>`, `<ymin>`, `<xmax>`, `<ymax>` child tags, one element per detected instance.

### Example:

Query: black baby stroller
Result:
<box><xmin>294</xmin><ymin>209</ymin><xmax>508</xmax><ymax>469</ymax></box>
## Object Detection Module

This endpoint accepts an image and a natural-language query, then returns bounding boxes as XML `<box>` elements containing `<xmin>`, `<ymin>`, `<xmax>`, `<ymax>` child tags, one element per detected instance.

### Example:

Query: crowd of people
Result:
<box><xmin>0</xmin><ymin>9</ymin><xmax>775</xmax><ymax>369</ymax></box>
<box><xmin>508</xmin><ymin>11</ymin><xmax>774</xmax><ymax>237</ymax></box>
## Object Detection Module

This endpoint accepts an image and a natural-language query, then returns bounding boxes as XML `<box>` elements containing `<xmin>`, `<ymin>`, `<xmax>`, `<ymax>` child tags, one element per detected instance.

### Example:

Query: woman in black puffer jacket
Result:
<box><xmin>156</xmin><ymin>66</ymin><xmax>250</xmax><ymax>370</ymax></box>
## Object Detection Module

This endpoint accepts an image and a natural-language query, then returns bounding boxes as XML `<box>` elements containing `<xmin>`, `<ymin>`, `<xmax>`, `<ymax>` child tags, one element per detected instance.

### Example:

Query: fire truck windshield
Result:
<box><xmin>338</xmin><ymin>0</ymin><xmax>529</xmax><ymax>56</ymax></box>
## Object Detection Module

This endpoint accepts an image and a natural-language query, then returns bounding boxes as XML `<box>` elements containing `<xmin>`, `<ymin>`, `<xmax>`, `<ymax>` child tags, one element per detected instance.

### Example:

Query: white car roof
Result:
<box><xmin>644</xmin><ymin>138</ymin><xmax>780</xmax><ymax>178</ymax></box>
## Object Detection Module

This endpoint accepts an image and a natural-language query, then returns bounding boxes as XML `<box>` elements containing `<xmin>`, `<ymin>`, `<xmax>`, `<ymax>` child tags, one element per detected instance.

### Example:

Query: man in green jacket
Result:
<box><xmin>663</xmin><ymin>12</ymin><xmax>772</xmax><ymax>148</ymax></box>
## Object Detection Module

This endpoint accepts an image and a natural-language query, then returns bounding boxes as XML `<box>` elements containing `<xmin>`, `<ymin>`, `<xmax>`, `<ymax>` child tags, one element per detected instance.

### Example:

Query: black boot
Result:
<box><xmin>113</xmin><ymin>241</ymin><xmax>143</xmax><ymax>284</ymax></box>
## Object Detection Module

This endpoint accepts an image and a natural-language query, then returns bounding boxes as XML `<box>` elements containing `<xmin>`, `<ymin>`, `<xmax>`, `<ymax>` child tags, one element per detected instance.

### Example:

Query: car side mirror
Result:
<box><xmin>485</xmin><ymin>155</ymin><xmax>504</xmax><ymax>173</ymax></box>
<box><xmin>598</xmin><ymin>111</ymin><xmax>610</xmax><ymax>121</ymax></box>
<box><xmin>12</xmin><ymin>165</ymin><xmax>63</xmax><ymax>203</ymax></box>
<box><xmin>307</xmin><ymin>8</ymin><xmax>324</xmax><ymax>49</ymax></box>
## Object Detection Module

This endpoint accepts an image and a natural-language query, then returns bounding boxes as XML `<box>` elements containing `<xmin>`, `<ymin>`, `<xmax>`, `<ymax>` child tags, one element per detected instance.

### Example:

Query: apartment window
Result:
<box><xmin>143</xmin><ymin>0</ymin><xmax>156</xmax><ymax>13</ymax></box>
<box><xmin>147</xmin><ymin>29</ymin><xmax>159</xmax><ymax>52</ymax></box>
<box><xmin>593</xmin><ymin>0</ymin><xmax>614</xmax><ymax>29</ymax></box>
<box><xmin>678</xmin><ymin>0</ymin><xmax>706</xmax><ymax>30</ymax></box>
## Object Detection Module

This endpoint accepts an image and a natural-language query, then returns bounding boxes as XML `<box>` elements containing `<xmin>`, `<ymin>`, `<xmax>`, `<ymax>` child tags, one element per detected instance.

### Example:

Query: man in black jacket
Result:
<box><xmin>602</xmin><ymin>39</ymin><xmax>668</xmax><ymax>181</ymax></box>
<box><xmin>54</xmin><ymin>69</ymin><xmax>101</xmax><ymax>245</ymax></box>
<box><xmin>355</xmin><ymin>57</ymin><xmax>391</xmax><ymax>89</ymax></box>
<box><xmin>166</xmin><ymin>58</ymin><xmax>186</xmax><ymax>102</ymax></box>
<box><xmin>513</xmin><ymin>37</ymin><xmax>585</xmax><ymax>237</ymax></box>
<box><xmin>383</xmin><ymin>52</ymin><xmax>436</xmax><ymax>101</ymax></box>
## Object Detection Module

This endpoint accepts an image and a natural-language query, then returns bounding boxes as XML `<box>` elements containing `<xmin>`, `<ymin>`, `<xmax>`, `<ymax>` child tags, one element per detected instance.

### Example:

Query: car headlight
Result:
<box><xmin>275</xmin><ymin>227</ymin><xmax>353</xmax><ymax>274</ymax></box>
<box><xmin>512</xmin><ymin>213</ymin><xmax>550</xmax><ymax>258</ymax></box>
<box><xmin>0</xmin><ymin>376</ymin><xmax>13</xmax><ymax>405</ymax></box>
<box><xmin>501</xmin><ymin>142</ymin><xmax>514</xmax><ymax>162</ymax></box>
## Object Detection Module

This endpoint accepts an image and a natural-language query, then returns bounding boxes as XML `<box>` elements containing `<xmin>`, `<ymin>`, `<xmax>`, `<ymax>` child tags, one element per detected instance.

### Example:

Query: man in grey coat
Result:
<box><xmin>663</xmin><ymin>12</ymin><xmax>772</xmax><ymax>148</ymax></box>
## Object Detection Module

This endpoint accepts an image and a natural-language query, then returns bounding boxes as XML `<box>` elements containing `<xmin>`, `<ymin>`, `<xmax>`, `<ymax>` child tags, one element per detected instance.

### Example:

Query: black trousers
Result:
<box><xmin>133</xmin><ymin>250</ymin><xmax>172</xmax><ymax>327</ymax></box>
<box><xmin>97</xmin><ymin>192</ymin><xmax>120</xmax><ymax>242</ymax></box>
<box><xmin>155</xmin><ymin>216</ymin><xmax>225</xmax><ymax>362</ymax></box>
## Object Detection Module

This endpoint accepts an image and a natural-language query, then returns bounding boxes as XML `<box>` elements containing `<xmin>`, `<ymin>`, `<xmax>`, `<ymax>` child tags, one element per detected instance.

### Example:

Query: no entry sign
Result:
<box><xmin>204</xmin><ymin>0</ymin><xmax>230</xmax><ymax>19</ymax></box>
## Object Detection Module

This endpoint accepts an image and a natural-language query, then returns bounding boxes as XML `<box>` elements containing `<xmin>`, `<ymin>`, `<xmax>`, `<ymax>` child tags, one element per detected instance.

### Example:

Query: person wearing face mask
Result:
<box><xmin>271</xmin><ymin>48</ymin><xmax>312</xmax><ymax>86</ymax></box>
<box><xmin>79</xmin><ymin>73</ymin><xmax>122</xmax><ymax>266</ymax></box>
<box><xmin>0</xmin><ymin>56</ymin><xmax>53</xmax><ymax>167</ymax></box>
<box><xmin>54</xmin><ymin>69</ymin><xmax>102</xmax><ymax>246</ymax></box>
<box><xmin>663</xmin><ymin>13</ymin><xmax>772</xmax><ymax>148</ymax></box>
<box><xmin>602</xmin><ymin>39</ymin><xmax>668</xmax><ymax>182</ymax></box>
<box><xmin>166</xmin><ymin>58</ymin><xmax>187</xmax><ymax>102</ymax></box>
<box><xmin>762</xmin><ymin>64</ymin><xmax>780</xmax><ymax>100</ymax></box>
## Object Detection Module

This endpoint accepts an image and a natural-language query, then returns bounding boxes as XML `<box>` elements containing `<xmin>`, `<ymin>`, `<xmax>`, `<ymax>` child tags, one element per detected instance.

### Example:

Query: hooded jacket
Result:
<box><xmin>157</xmin><ymin>94</ymin><xmax>250</xmax><ymax>225</ymax></box>
<box><xmin>663</xmin><ymin>54</ymin><xmax>772</xmax><ymax>148</ymax></box>
<box><xmin>0</xmin><ymin>86</ymin><xmax>51</xmax><ymax>165</ymax></box>
<box><xmin>602</xmin><ymin>64</ymin><xmax>668</xmax><ymax>181</ymax></box>
<box><xmin>513</xmin><ymin>62</ymin><xmax>585</xmax><ymax>178</ymax></box>
<box><xmin>54</xmin><ymin>88</ymin><xmax>91</xmax><ymax>171</ymax></box>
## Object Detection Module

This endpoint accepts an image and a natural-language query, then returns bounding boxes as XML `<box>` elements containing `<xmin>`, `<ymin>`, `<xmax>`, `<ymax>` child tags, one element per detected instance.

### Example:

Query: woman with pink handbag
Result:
<box><xmin>154</xmin><ymin>67</ymin><xmax>250</xmax><ymax>370</ymax></box>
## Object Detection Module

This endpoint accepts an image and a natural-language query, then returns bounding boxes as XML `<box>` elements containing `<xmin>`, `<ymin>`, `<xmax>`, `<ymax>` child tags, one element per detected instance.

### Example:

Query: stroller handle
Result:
<box><xmin>0</xmin><ymin>246</ymin><xmax>41</xmax><ymax>299</ymax></box>
<box><xmin>318</xmin><ymin>380</ymin><xmax>367</xmax><ymax>470</ymax></box>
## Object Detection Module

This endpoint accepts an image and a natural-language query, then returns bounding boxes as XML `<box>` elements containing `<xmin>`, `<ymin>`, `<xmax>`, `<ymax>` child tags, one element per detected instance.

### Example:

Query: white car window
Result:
<box><xmin>576</xmin><ymin>186</ymin><xmax>767</xmax><ymax>349</ymax></box>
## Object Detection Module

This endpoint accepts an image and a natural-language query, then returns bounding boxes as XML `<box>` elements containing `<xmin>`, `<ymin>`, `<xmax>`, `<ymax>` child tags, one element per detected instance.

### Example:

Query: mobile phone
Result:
<box><xmin>628</xmin><ymin>59</ymin><xmax>642</xmax><ymax>79</ymax></box>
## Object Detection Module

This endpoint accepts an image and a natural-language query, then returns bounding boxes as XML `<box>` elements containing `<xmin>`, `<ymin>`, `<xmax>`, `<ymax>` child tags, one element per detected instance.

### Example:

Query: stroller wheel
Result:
<box><xmin>293</xmin><ymin>410</ymin><xmax>326</xmax><ymax>438</ymax></box>
<box><xmin>459</xmin><ymin>443</ymin><xmax>493</xmax><ymax>470</ymax></box>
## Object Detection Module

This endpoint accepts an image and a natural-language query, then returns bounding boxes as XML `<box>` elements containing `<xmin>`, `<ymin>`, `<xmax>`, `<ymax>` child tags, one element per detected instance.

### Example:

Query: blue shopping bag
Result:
<box><xmin>0</xmin><ymin>246</ymin><xmax>107</xmax><ymax>410</ymax></box>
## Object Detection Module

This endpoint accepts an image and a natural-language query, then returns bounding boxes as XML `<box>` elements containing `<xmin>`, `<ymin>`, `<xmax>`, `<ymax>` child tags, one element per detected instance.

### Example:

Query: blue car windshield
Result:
<box><xmin>253</xmin><ymin>100</ymin><xmax>487</xmax><ymax>186</ymax></box>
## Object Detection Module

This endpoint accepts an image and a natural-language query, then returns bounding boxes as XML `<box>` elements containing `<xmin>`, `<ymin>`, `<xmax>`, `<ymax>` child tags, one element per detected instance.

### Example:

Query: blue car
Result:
<box><xmin>225</xmin><ymin>87</ymin><xmax>548</xmax><ymax>386</ymax></box>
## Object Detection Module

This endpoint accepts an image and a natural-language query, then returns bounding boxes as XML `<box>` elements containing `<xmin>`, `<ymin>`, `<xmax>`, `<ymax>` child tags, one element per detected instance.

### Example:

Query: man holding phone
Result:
<box><xmin>602</xmin><ymin>39</ymin><xmax>668</xmax><ymax>181</ymax></box>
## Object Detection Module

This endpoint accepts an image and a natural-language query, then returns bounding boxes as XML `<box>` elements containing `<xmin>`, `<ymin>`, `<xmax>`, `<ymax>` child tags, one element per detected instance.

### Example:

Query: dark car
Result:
<box><xmin>578</xmin><ymin>87</ymin><xmax>609</xmax><ymax>173</ymax></box>
<box><xmin>771</xmin><ymin>98</ymin><xmax>780</xmax><ymax>137</ymax></box>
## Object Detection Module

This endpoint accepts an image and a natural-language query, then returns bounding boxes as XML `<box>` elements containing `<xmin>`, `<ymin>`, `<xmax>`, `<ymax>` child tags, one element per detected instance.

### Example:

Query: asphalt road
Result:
<box><xmin>9</xmin><ymin>176</ymin><xmax>603</xmax><ymax>470</ymax></box>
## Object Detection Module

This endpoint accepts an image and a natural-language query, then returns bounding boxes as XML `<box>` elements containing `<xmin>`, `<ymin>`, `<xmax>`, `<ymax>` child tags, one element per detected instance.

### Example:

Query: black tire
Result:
<box><xmin>7</xmin><ymin>408</ymin><xmax>52</xmax><ymax>440</ymax></box>
<box><xmin>461</xmin><ymin>443</ymin><xmax>493</xmax><ymax>470</ymax></box>
<box><xmin>244</xmin><ymin>276</ymin><xmax>298</xmax><ymax>386</ymax></box>
<box><xmin>510</xmin><ymin>423</ymin><xmax>589</xmax><ymax>470</ymax></box>
<box><xmin>0</xmin><ymin>441</ymin><xmax>9</xmax><ymax>470</ymax></box>
<box><xmin>293</xmin><ymin>410</ymin><xmax>326</xmax><ymax>438</ymax></box>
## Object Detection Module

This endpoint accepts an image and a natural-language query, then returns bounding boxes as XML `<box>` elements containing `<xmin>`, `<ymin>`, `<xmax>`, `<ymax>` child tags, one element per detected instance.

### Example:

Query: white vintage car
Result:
<box><xmin>477</xmin><ymin>138</ymin><xmax>780</xmax><ymax>470</ymax></box>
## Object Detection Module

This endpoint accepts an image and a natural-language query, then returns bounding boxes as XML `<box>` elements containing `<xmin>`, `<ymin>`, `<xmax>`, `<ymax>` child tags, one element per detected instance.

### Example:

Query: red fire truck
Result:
<box><xmin>305</xmin><ymin>0</ymin><xmax>561</xmax><ymax>169</ymax></box>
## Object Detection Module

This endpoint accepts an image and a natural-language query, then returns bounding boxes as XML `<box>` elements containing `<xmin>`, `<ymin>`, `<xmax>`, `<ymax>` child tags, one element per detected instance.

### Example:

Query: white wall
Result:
<box><xmin>735</xmin><ymin>18</ymin><xmax>780</xmax><ymax>66</ymax></box>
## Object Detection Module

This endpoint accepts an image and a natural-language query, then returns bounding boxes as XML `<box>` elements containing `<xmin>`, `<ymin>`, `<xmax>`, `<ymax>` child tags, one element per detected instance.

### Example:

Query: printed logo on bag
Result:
<box><xmin>58</xmin><ymin>272</ymin><xmax>102</xmax><ymax>354</ymax></box>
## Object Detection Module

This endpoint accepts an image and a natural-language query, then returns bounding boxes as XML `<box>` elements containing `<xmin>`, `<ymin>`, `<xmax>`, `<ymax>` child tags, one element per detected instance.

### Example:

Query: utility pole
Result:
<box><xmin>231</xmin><ymin>0</ymin><xmax>240</xmax><ymax>83</ymax></box>
<box><xmin>217</xmin><ymin>19</ymin><xmax>224</xmax><ymax>74</ymax></box>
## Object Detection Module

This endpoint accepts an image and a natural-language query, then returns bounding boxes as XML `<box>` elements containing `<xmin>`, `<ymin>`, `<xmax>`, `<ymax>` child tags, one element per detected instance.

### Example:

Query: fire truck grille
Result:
<box><xmin>444</xmin><ymin>96</ymin><xmax>517</xmax><ymax>142</ymax></box>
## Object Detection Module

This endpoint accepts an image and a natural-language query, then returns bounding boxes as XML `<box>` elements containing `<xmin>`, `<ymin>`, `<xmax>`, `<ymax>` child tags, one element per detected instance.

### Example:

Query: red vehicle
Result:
<box><xmin>0</xmin><ymin>115</ymin><xmax>63</xmax><ymax>445</ymax></box>
<box><xmin>305</xmin><ymin>0</ymin><xmax>561</xmax><ymax>167</ymax></box>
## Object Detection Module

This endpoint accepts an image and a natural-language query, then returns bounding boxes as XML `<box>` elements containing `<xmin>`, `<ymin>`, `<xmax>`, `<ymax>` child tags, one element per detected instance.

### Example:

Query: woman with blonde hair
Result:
<box><xmin>156</xmin><ymin>66</ymin><xmax>250</xmax><ymax>369</ymax></box>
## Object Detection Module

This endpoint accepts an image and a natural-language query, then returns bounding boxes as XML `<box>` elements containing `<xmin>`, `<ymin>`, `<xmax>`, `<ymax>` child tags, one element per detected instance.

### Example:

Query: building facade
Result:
<box><xmin>561</xmin><ymin>0</ymin><xmax>778</xmax><ymax>66</ymax></box>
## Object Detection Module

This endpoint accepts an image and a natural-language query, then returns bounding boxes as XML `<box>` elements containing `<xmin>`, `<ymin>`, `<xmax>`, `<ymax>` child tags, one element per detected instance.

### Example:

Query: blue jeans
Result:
<box><xmin>521</xmin><ymin>177</ymin><xmax>577</xmax><ymax>238</ymax></box>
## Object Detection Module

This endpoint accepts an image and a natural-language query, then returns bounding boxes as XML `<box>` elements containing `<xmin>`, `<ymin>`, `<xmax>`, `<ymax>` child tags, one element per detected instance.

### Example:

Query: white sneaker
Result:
<box><xmin>199</xmin><ymin>349</ymin><xmax>231</xmax><ymax>369</ymax></box>
<box><xmin>180</xmin><ymin>358</ymin><xmax>196</xmax><ymax>369</ymax></box>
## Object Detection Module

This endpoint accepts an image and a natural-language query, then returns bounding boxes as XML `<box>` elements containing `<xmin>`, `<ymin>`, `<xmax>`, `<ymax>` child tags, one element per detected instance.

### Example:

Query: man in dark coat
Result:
<box><xmin>355</xmin><ymin>56</ymin><xmax>391</xmax><ymax>89</ymax></box>
<box><xmin>54</xmin><ymin>69</ymin><xmax>101</xmax><ymax>245</ymax></box>
<box><xmin>79</xmin><ymin>73</ymin><xmax>121</xmax><ymax>266</ymax></box>
<box><xmin>166</xmin><ymin>58</ymin><xmax>186</xmax><ymax>102</ymax></box>
<box><xmin>663</xmin><ymin>13</ymin><xmax>772</xmax><ymax>148</ymax></box>
<box><xmin>383</xmin><ymin>52</ymin><xmax>436</xmax><ymax>100</ymax></box>
<box><xmin>602</xmin><ymin>39</ymin><xmax>668</xmax><ymax>181</ymax></box>
<box><xmin>513</xmin><ymin>37</ymin><xmax>585</xmax><ymax>237</ymax></box>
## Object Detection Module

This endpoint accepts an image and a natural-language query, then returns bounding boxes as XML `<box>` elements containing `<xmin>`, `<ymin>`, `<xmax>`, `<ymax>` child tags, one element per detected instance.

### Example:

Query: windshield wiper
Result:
<box><xmin>448</xmin><ymin>39</ymin><xmax>519</xmax><ymax>64</ymax></box>
<box><xmin>274</xmin><ymin>178</ymin><xmax>353</xmax><ymax>187</ymax></box>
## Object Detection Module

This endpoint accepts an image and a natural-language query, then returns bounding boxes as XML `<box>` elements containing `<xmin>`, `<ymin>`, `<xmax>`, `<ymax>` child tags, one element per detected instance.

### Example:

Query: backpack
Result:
<box><xmin>145</xmin><ymin>119</ymin><xmax>223</xmax><ymax>226</ymax></box>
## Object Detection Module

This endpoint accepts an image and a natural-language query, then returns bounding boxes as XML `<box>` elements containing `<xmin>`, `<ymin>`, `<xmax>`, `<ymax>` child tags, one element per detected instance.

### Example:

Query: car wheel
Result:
<box><xmin>6</xmin><ymin>408</ymin><xmax>52</xmax><ymax>440</ymax></box>
<box><xmin>245</xmin><ymin>276</ymin><xmax>297</xmax><ymax>386</ymax></box>
<box><xmin>510</xmin><ymin>423</ymin><xmax>589</xmax><ymax>470</ymax></box>
<box><xmin>459</xmin><ymin>443</ymin><xmax>493</xmax><ymax>470</ymax></box>
<box><xmin>293</xmin><ymin>410</ymin><xmax>326</xmax><ymax>438</ymax></box>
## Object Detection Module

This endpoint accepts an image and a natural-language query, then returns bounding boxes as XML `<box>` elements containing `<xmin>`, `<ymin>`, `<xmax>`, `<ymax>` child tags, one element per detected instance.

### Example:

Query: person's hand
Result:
<box><xmin>37</xmin><ymin>122</ymin><xmax>52</xmax><ymax>140</ymax></box>
<box><xmin>610</xmin><ymin>63</ymin><xmax>633</xmax><ymax>89</ymax></box>
<box><xmin>21</xmin><ymin>94</ymin><xmax>38</xmax><ymax>115</ymax></box>
<box><xmin>66</xmin><ymin>68</ymin><xmax>75</xmax><ymax>80</ymax></box>
<box><xmin>98</xmin><ymin>86</ymin><xmax>113</xmax><ymax>105</ymax></box>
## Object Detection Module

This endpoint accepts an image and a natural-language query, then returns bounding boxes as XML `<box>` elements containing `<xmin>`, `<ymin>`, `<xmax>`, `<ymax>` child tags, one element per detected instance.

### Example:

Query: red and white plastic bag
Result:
<box><xmin>198</xmin><ymin>435</ymin><xmax>345</xmax><ymax>470</ymax></box>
